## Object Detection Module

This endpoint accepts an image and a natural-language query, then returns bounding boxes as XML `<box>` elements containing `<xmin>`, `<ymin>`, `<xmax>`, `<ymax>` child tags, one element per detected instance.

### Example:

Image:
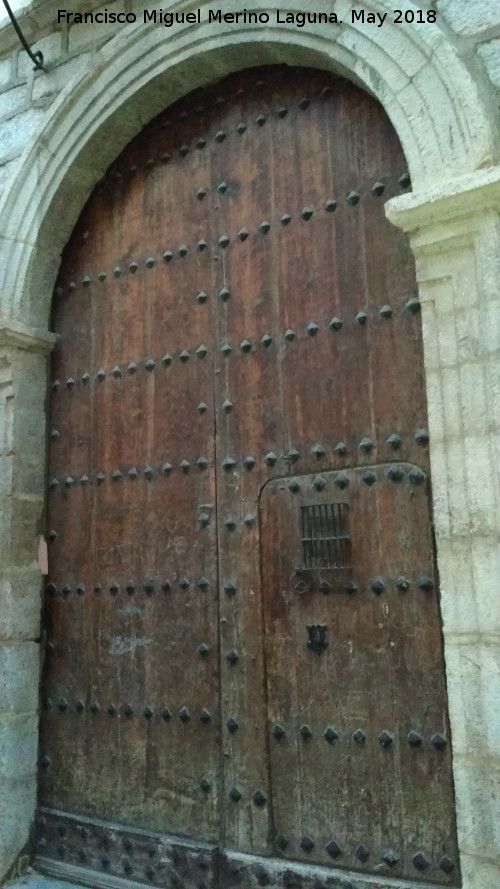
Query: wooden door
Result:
<box><xmin>38</xmin><ymin>67</ymin><xmax>459</xmax><ymax>889</ymax></box>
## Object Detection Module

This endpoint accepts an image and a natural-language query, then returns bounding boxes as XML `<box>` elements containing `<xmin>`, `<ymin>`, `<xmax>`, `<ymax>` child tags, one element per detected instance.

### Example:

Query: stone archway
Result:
<box><xmin>0</xmin><ymin>5</ymin><xmax>499</xmax><ymax>888</ymax></box>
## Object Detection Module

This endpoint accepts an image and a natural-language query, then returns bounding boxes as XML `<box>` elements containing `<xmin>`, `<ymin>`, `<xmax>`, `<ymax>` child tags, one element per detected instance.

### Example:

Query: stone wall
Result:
<box><xmin>0</xmin><ymin>1</ymin><xmax>499</xmax><ymax>887</ymax></box>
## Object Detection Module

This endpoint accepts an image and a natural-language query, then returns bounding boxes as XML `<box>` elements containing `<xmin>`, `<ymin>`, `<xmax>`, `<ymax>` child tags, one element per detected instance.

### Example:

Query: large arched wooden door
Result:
<box><xmin>37</xmin><ymin>67</ymin><xmax>460</xmax><ymax>888</ymax></box>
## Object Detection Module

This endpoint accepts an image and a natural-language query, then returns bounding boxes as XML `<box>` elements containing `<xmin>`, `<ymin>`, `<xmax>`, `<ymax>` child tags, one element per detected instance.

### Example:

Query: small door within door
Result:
<box><xmin>38</xmin><ymin>66</ymin><xmax>459</xmax><ymax>888</ymax></box>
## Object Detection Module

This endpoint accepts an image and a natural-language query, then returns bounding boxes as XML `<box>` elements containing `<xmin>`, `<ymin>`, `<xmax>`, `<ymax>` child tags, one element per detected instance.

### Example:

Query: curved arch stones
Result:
<box><xmin>0</xmin><ymin>3</ymin><xmax>499</xmax><ymax>889</ymax></box>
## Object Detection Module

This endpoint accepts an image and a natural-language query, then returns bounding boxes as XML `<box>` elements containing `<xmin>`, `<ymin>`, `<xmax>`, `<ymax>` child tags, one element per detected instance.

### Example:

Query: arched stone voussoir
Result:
<box><xmin>0</xmin><ymin>0</ymin><xmax>496</xmax><ymax>328</ymax></box>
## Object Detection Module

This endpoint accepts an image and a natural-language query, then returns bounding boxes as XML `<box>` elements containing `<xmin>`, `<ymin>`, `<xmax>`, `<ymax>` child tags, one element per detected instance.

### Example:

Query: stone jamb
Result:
<box><xmin>0</xmin><ymin>4</ymin><xmax>499</xmax><ymax>886</ymax></box>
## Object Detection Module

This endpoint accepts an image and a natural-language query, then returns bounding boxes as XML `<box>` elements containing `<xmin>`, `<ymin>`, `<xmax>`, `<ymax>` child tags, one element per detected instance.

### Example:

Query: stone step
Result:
<box><xmin>4</xmin><ymin>875</ymin><xmax>92</xmax><ymax>889</ymax></box>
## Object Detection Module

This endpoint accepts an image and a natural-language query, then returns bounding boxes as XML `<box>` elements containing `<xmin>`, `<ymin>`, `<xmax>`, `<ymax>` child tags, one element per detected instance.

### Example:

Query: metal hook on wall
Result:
<box><xmin>1</xmin><ymin>0</ymin><xmax>44</xmax><ymax>70</ymax></box>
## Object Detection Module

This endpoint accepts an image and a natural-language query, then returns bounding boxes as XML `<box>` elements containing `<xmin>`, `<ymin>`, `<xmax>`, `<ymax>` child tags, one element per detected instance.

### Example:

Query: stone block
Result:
<box><xmin>16</xmin><ymin>31</ymin><xmax>65</xmax><ymax>83</ymax></box>
<box><xmin>453</xmin><ymin>752</ymin><xmax>500</xmax><ymax>857</ymax></box>
<box><xmin>68</xmin><ymin>1</ymin><xmax>125</xmax><ymax>55</ymax></box>
<box><xmin>0</xmin><ymin>56</ymin><xmax>14</xmax><ymax>91</ymax></box>
<box><xmin>0</xmin><ymin>712</ymin><xmax>38</xmax><ymax>778</ymax></box>
<box><xmin>478</xmin><ymin>38</ymin><xmax>500</xmax><ymax>89</ymax></box>
<box><xmin>438</xmin><ymin>0</ymin><xmax>500</xmax><ymax>36</ymax></box>
<box><xmin>0</xmin><ymin>84</ymin><xmax>29</xmax><ymax>122</ymax></box>
<box><xmin>437</xmin><ymin>537</ymin><xmax>479</xmax><ymax>637</ymax></box>
<box><xmin>32</xmin><ymin>52</ymin><xmax>92</xmax><ymax>103</ymax></box>
<box><xmin>0</xmin><ymin>108</ymin><xmax>48</xmax><ymax>164</ymax></box>
<box><xmin>0</xmin><ymin>642</ymin><xmax>39</xmax><ymax>714</ymax></box>
<box><xmin>0</xmin><ymin>773</ymin><xmax>36</xmax><ymax>881</ymax></box>
<box><xmin>0</xmin><ymin>567</ymin><xmax>42</xmax><ymax>640</ymax></box>
<box><xmin>6</xmin><ymin>496</ymin><xmax>44</xmax><ymax>565</ymax></box>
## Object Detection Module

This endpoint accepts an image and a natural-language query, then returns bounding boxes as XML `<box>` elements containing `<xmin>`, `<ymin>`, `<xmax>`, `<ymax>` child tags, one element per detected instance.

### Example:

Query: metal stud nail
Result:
<box><xmin>277</xmin><ymin>106</ymin><xmax>288</xmax><ymax>118</ymax></box>
<box><xmin>272</xmin><ymin>724</ymin><xmax>285</xmax><ymax>740</ymax></box>
<box><xmin>243</xmin><ymin>456</ymin><xmax>255</xmax><ymax>470</ymax></box>
<box><xmin>259</xmin><ymin>221</ymin><xmax>271</xmax><ymax>234</ymax></box>
<box><xmin>379</xmin><ymin>304</ymin><xmax>393</xmax><ymax>318</ymax></box>
<box><xmin>326</xmin><ymin>840</ymin><xmax>342</xmax><ymax>859</ymax></box>
<box><xmin>224</xmin><ymin>581</ymin><xmax>236</xmax><ymax>596</ymax></box>
<box><xmin>160</xmin><ymin>707</ymin><xmax>171</xmax><ymax>721</ymax></box>
<box><xmin>46</xmin><ymin>582</ymin><xmax>57</xmax><ymax>595</ymax></box>
<box><xmin>195</xmin><ymin>137</ymin><xmax>206</xmax><ymax>150</ymax></box>
<box><xmin>406</xmin><ymin>296</ymin><xmax>421</xmax><ymax>315</ymax></box>
<box><xmin>178</xmin><ymin>144</ymin><xmax>189</xmax><ymax>158</ymax></box>
<box><xmin>409</xmin><ymin>467</ymin><xmax>425</xmax><ymax>485</ymax></box>
<box><xmin>418</xmin><ymin>576</ymin><xmax>434</xmax><ymax>591</ymax></box>
<box><xmin>127</xmin><ymin>362</ymin><xmax>137</xmax><ymax>373</ymax></box>
<box><xmin>215</xmin><ymin>130</ymin><xmax>226</xmax><ymax>143</ymax></box>
<box><xmin>179</xmin><ymin>577</ymin><xmax>190</xmax><ymax>589</ymax></box>
<box><xmin>378</xmin><ymin>730</ymin><xmax>393</xmax><ymax>748</ymax></box>
<box><xmin>76</xmin><ymin>583</ymin><xmax>85</xmax><ymax>596</ymax></box>
<box><xmin>109</xmin><ymin>581</ymin><xmax>119</xmax><ymax>596</ymax></box>
<box><xmin>370</xmin><ymin>578</ymin><xmax>384</xmax><ymax>595</ymax></box>
<box><xmin>311</xmin><ymin>443</ymin><xmax>325</xmax><ymax>459</ymax></box>
<box><xmin>306</xmin><ymin>321</ymin><xmax>319</xmax><ymax>336</ymax></box>
<box><xmin>196</xmin><ymin>290</ymin><xmax>208</xmax><ymax>305</ymax></box>
<box><xmin>58</xmin><ymin>698</ymin><xmax>68</xmax><ymax>711</ymax></box>
<box><xmin>196</xmin><ymin>188</ymin><xmax>207</xmax><ymax>201</ymax></box>
<box><xmin>396</xmin><ymin>577</ymin><xmax>410</xmax><ymax>591</ymax></box>
<box><xmin>111</xmin><ymin>365</ymin><xmax>121</xmax><ymax>378</ymax></box>
<box><xmin>259</xmin><ymin>333</ymin><xmax>272</xmax><ymax>349</ymax></box>
<box><xmin>93</xmin><ymin>583</ymin><xmax>102</xmax><ymax>592</ymax></box>
<box><xmin>237</xmin><ymin>228</ymin><xmax>249</xmax><ymax>241</ymax></box>
<box><xmin>95</xmin><ymin>472</ymin><xmax>105</xmax><ymax>485</ymax></box>
<box><xmin>323</xmin><ymin>727</ymin><xmax>339</xmax><ymax>743</ymax></box>
<box><xmin>216</xmin><ymin>181</ymin><xmax>228</xmax><ymax>196</ymax></box>
<box><xmin>371</xmin><ymin>181</ymin><xmax>385</xmax><ymax>197</ymax></box>
<box><xmin>197</xmin><ymin>457</ymin><xmax>209</xmax><ymax>470</ymax></box>
<box><xmin>199</xmin><ymin>511</ymin><xmax>209</xmax><ymax>528</ymax></box>
<box><xmin>125</xmin><ymin>580</ymin><xmax>135</xmax><ymax>594</ymax></box>
<box><xmin>143</xmin><ymin>578</ymin><xmax>155</xmax><ymax>595</ymax></box>
<box><xmin>439</xmin><ymin>856</ymin><xmax>455</xmax><ymax>874</ymax></box>
<box><xmin>286</xmin><ymin>447</ymin><xmax>300</xmax><ymax>462</ymax></box>
<box><xmin>200</xmin><ymin>777</ymin><xmax>211</xmax><ymax>792</ymax></box>
<box><xmin>218</xmin><ymin>234</ymin><xmax>230</xmax><ymax>249</ymax></box>
<box><xmin>179</xmin><ymin>350</ymin><xmax>190</xmax><ymax>363</ymax></box>
<box><xmin>90</xmin><ymin>701</ymin><xmax>99</xmax><ymax>714</ymax></box>
<box><xmin>96</xmin><ymin>271</ymin><xmax>107</xmax><ymax>282</ymax></box>
<box><xmin>161</xmin><ymin>580</ymin><xmax>171</xmax><ymax>592</ymax></box>
<box><xmin>359</xmin><ymin>437</ymin><xmax>373</xmax><ymax>453</ymax></box>
<box><xmin>96</xmin><ymin>368</ymin><xmax>105</xmax><ymax>381</ymax></box>
<box><xmin>62</xmin><ymin>583</ymin><xmax>72</xmax><ymax>596</ymax></box>
<box><xmin>276</xmin><ymin>834</ymin><xmax>289</xmax><ymax>851</ymax></box>
<box><xmin>68</xmin><ymin>282</ymin><xmax>76</xmax><ymax>291</ymax></box>
<box><xmin>347</xmin><ymin>191</ymin><xmax>360</xmax><ymax>206</ymax></box>
<box><xmin>66</xmin><ymin>377</ymin><xmax>75</xmax><ymax>389</ymax></box>
<box><xmin>333</xmin><ymin>472</ymin><xmax>348</xmax><ymax>490</ymax></box>
<box><xmin>355</xmin><ymin>844</ymin><xmax>369</xmax><ymax>862</ymax></box>
<box><xmin>50</xmin><ymin>429</ymin><xmax>60</xmax><ymax>441</ymax></box>
<box><xmin>196</xmin><ymin>240</ymin><xmax>208</xmax><ymax>254</ymax></box>
<box><xmin>112</xmin><ymin>267</ymin><xmax>122</xmax><ymax>278</ymax></box>
<box><xmin>75</xmin><ymin>699</ymin><xmax>85</xmax><ymax>713</ymax></box>
<box><xmin>178</xmin><ymin>244</ymin><xmax>188</xmax><ymax>257</ymax></box>
<box><xmin>161</xmin><ymin>462</ymin><xmax>172</xmax><ymax>475</ymax></box>
<box><xmin>48</xmin><ymin>529</ymin><xmax>58</xmax><ymax>541</ymax></box>
<box><xmin>300</xmin><ymin>724</ymin><xmax>312</xmax><ymax>740</ymax></box>
<box><xmin>264</xmin><ymin>451</ymin><xmax>277</xmax><ymax>466</ymax></box>
<box><xmin>431</xmin><ymin>733</ymin><xmax>447</xmax><ymax>750</ymax></box>
<box><xmin>222</xmin><ymin>456</ymin><xmax>236</xmax><ymax>471</ymax></box>
<box><xmin>288</xmin><ymin>479</ymin><xmax>301</xmax><ymax>492</ymax></box>
<box><xmin>227</xmin><ymin>650</ymin><xmax>239</xmax><ymax>665</ymax></box>
<box><xmin>253</xmin><ymin>790</ymin><xmax>267</xmax><ymax>807</ymax></box>
<box><xmin>112</xmin><ymin>470</ymin><xmax>122</xmax><ymax>482</ymax></box>
<box><xmin>196</xmin><ymin>403</ymin><xmax>208</xmax><ymax>416</ymax></box>
<box><xmin>142</xmin><ymin>706</ymin><xmax>153</xmax><ymax>720</ymax></box>
<box><xmin>240</xmin><ymin>339</ymin><xmax>252</xmax><ymax>353</ymax></box>
<box><xmin>280</xmin><ymin>213</ymin><xmax>291</xmax><ymax>225</ymax></box>
<box><xmin>407</xmin><ymin>731</ymin><xmax>422</xmax><ymax>747</ymax></box>
<box><xmin>224</xmin><ymin>516</ymin><xmax>237</xmax><ymax>531</ymax></box>
<box><xmin>200</xmin><ymin>708</ymin><xmax>211</xmax><ymax>723</ymax></box>
<box><xmin>414</xmin><ymin>428</ymin><xmax>429</xmax><ymax>445</ymax></box>
<box><xmin>300</xmin><ymin>836</ymin><xmax>314</xmax><ymax>853</ymax></box>
<box><xmin>145</xmin><ymin>256</ymin><xmax>156</xmax><ymax>269</ymax></box>
<box><xmin>284</xmin><ymin>328</ymin><xmax>295</xmax><ymax>341</ymax></box>
<box><xmin>381</xmin><ymin>849</ymin><xmax>398</xmax><ymax>866</ymax></box>
<box><xmin>179</xmin><ymin>460</ymin><xmax>190</xmax><ymax>473</ymax></box>
<box><xmin>353</xmin><ymin>729</ymin><xmax>366</xmax><ymax>744</ymax></box>
<box><xmin>298</xmin><ymin>96</ymin><xmax>310</xmax><ymax>109</ymax></box>
<box><xmin>162</xmin><ymin>250</ymin><xmax>174</xmax><ymax>264</ymax></box>
<box><xmin>313</xmin><ymin>476</ymin><xmax>326</xmax><ymax>491</ymax></box>
<box><xmin>221</xmin><ymin>342</ymin><xmax>232</xmax><ymax>356</ymax></box>
<box><xmin>196</xmin><ymin>345</ymin><xmax>208</xmax><ymax>360</ymax></box>
<box><xmin>243</xmin><ymin>514</ymin><xmax>255</xmax><ymax>526</ymax></box>
<box><xmin>198</xmin><ymin>577</ymin><xmax>209</xmax><ymax>590</ymax></box>
<box><xmin>412</xmin><ymin>852</ymin><xmax>429</xmax><ymax>871</ymax></box>
<box><xmin>355</xmin><ymin>311</ymin><xmax>368</xmax><ymax>325</ymax></box>
<box><xmin>64</xmin><ymin>476</ymin><xmax>74</xmax><ymax>488</ymax></box>
<box><xmin>399</xmin><ymin>172</ymin><xmax>411</xmax><ymax>189</ymax></box>
<box><xmin>128</xmin><ymin>261</ymin><xmax>138</xmax><ymax>274</ymax></box>
<box><xmin>229</xmin><ymin>786</ymin><xmax>242</xmax><ymax>802</ymax></box>
<box><xmin>388</xmin><ymin>465</ymin><xmax>404</xmax><ymax>481</ymax></box>
<box><xmin>227</xmin><ymin>717</ymin><xmax>239</xmax><ymax>733</ymax></box>
<box><xmin>179</xmin><ymin>706</ymin><xmax>190</xmax><ymax>722</ymax></box>
<box><xmin>236</xmin><ymin>123</ymin><xmax>247</xmax><ymax>135</ymax></box>
<box><xmin>386</xmin><ymin>433</ymin><xmax>401</xmax><ymax>449</ymax></box>
<box><xmin>324</xmin><ymin>199</ymin><xmax>337</xmax><ymax>212</ymax></box>
<box><xmin>52</xmin><ymin>380</ymin><xmax>60</xmax><ymax>391</ymax></box>
<box><xmin>329</xmin><ymin>316</ymin><xmax>342</xmax><ymax>331</ymax></box>
<box><xmin>301</xmin><ymin>207</ymin><xmax>314</xmax><ymax>221</ymax></box>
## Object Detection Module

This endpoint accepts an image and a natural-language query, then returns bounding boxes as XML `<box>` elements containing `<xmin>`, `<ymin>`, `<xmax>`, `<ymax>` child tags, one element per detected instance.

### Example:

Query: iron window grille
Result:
<box><xmin>300</xmin><ymin>503</ymin><xmax>351</xmax><ymax>570</ymax></box>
